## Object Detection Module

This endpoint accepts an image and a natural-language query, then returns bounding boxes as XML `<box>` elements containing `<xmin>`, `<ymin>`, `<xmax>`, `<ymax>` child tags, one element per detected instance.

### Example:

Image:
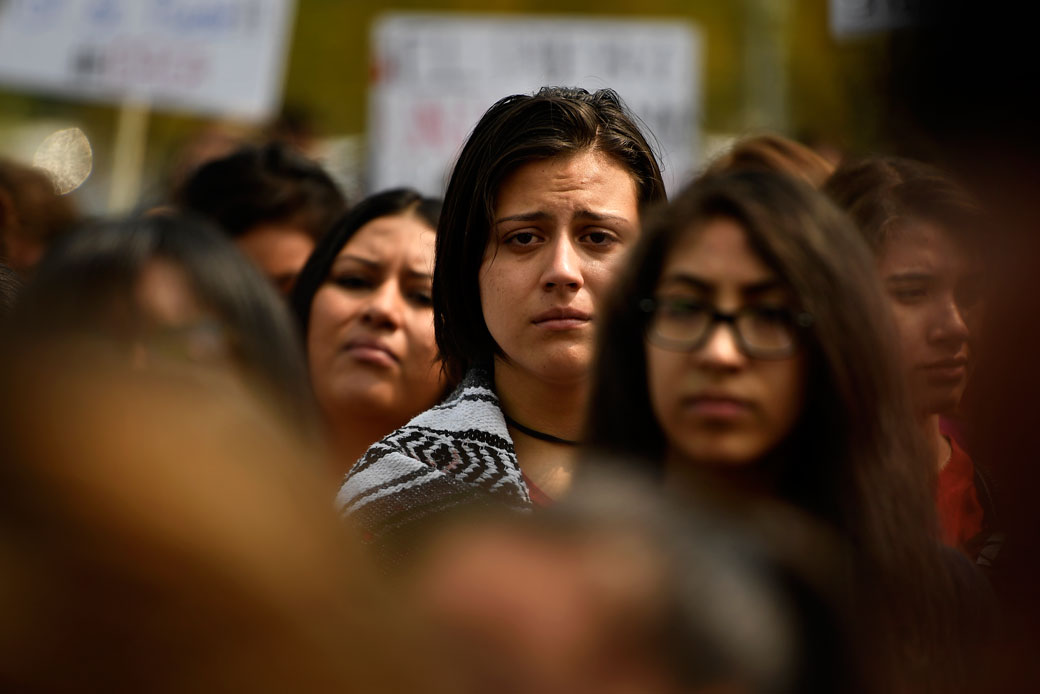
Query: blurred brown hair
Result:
<box><xmin>0</xmin><ymin>352</ymin><xmax>438</xmax><ymax>693</ymax></box>
<box><xmin>707</xmin><ymin>133</ymin><xmax>836</xmax><ymax>188</ymax></box>
<box><xmin>823</xmin><ymin>155</ymin><xmax>982</xmax><ymax>252</ymax></box>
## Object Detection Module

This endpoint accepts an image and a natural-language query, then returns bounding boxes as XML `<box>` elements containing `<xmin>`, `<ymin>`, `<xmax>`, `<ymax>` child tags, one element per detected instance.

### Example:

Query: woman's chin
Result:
<box><xmin>320</xmin><ymin>384</ymin><xmax>402</xmax><ymax>419</ymax></box>
<box><xmin>674</xmin><ymin>437</ymin><xmax>765</xmax><ymax>470</ymax></box>
<box><xmin>503</xmin><ymin>348</ymin><xmax>592</xmax><ymax>386</ymax></box>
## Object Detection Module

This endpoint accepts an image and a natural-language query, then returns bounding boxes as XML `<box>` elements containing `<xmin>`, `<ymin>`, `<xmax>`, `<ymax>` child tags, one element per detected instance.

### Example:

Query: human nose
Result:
<box><xmin>930</xmin><ymin>296</ymin><xmax>971</xmax><ymax>347</ymax></box>
<box><xmin>540</xmin><ymin>236</ymin><xmax>584</xmax><ymax>291</ymax></box>
<box><xmin>361</xmin><ymin>281</ymin><xmax>403</xmax><ymax>330</ymax></box>
<box><xmin>694</xmin><ymin>321</ymin><xmax>746</xmax><ymax>371</ymax></box>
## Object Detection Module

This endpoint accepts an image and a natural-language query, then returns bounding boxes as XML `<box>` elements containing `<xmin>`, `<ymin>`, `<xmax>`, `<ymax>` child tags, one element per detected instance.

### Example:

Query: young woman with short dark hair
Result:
<box><xmin>339</xmin><ymin>87</ymin><xmax>666</xmax><ymax>551</ymax></box>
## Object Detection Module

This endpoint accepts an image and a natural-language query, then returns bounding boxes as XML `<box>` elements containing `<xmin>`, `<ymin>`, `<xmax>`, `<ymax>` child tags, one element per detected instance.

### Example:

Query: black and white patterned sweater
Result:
<box><xmin>337</xmin><ymin>368</ymin><xmax>532</xmax><ymax>553</ymax></box>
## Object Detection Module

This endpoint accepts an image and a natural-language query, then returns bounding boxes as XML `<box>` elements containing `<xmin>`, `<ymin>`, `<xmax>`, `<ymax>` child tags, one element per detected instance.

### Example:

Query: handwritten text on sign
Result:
<box><xmin>368</xmin><ymin>14</ymin><xmax>702</xmax><ymax>195</ymax></box>
<box><xmin>0</xmin><ymin>0</ymin><xmax>296</xmax><ymax>120</ymax></box>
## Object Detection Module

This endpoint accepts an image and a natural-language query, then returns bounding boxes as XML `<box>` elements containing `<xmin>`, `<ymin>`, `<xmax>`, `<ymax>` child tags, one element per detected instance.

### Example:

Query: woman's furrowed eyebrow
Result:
<box><xmin>404</xmin><ymin>268</ymin><xmax>433</xmax><ymax>281</ymax></box>
<box><xmin>494</xmin><ymin>209</ymin><xmax>632</xmax><ymax>225</ymax></box>
<box><xmin>331</xmin><ymin>254</ymin><xmax>380</xmax><ymax>270</ymax></box>
<box><xmin>572</xmin><ymin>209</ymin><xmax>632</xmax><ymax>224</ymax></box>
<box><xmin>495</xmin><ymin>211</ymin><xmax>551</xmax><ymax>225</ymax></box>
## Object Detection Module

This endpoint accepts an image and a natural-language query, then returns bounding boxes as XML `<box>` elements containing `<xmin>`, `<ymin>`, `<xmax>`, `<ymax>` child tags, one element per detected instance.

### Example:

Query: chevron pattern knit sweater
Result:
<box><xmin>337</xmin><ymin>368</ymin><xmax>532</xmax><ymax>552</ymax></box>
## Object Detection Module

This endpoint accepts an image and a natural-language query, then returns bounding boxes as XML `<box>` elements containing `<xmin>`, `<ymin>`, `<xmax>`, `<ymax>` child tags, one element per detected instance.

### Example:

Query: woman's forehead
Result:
<box><xmin>660</xmin><ymin>219</ymin><xmax>779</xmax><ymax>287</ymax></box>
<box><xmin>336</xmin><ymin>214</ymin><xmax>435</xmax><ymax>266</ymax></box>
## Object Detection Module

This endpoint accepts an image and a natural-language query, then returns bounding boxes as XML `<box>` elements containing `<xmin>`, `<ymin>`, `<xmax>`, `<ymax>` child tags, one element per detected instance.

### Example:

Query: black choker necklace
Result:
<box><xmin>503</xmin><ymin>413</ymin><xmax>580</xmax><ymax>446</ymax></box>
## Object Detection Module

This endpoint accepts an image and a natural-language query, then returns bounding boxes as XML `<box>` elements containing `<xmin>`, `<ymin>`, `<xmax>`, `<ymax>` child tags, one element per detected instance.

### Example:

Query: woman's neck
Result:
<box><xmin>493</xmin><ymin>358</ymin><xmax>588</xmax><ymax>442</ymax></box>
<box><xmin>664</xmin><ymin>447</ymin><xmax>780</xmax><ymax>500</ymax></box>
<box><xmin>920</xmin><ymin>413</ymin><xmax>951</xmax><ymax>472</ymax></box>
<box><xmin>325</xmin><ymin>411</ymin><xmax>401</xmax><ymax>480</ymax></box>
<box><xmin>493</xmin><ymin>357</ymin><xmax>587</xmax><ymax>499</ymax></box>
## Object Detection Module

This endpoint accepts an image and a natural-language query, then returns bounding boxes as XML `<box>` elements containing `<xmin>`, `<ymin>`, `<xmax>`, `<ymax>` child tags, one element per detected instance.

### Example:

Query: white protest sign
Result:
<box><xmin>368</xmin><ymin>14</ymin><xmax>702</xmax><ymax>195</ymax></box>
<box><xmin>0</xmin><ymin>0</ymin><xmax>296</xmax><ymax>120</ymax></box>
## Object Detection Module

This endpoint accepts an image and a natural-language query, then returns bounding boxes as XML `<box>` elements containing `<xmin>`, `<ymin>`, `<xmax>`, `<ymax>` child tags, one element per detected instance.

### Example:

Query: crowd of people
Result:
<box><xmin>0</xmin><ymin>63</ymin><xmax>1035</xmax><ymax>691</ymax></box>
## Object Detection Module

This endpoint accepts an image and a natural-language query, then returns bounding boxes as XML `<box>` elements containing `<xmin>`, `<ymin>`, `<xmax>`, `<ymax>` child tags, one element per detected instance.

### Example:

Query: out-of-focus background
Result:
<box><xmin>0</xmin><ymin>0</ymin><xmax>903</xmax><ymax>214</ymax></box>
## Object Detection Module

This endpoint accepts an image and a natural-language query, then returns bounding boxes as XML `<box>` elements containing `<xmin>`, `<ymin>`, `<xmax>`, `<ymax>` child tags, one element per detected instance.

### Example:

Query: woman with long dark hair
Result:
<box><xmin>587</xmin><ymin>170</ymin><xmax>979</xmax><ymax>693</ymax></box>
<box><xmin>290</xmin><ymin>188</ymin><xmax>446</xmax><ymax>477</ymax></box>
<box><xmin>825</xmin><ymin>156</ymin><xmax>998</xmax><ymax>561</ymax></box>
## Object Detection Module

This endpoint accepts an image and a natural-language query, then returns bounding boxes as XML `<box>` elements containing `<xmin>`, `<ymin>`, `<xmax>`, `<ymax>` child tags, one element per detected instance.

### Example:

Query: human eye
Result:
<box><xmin>409</xmin><ymin>287</ymin><xmax>433</xmax><ymax>307</ymax></box>
<box><xmin>503</xmin><ymin>230</ymin><xmax>542</xmax><ymax>247</ymax></box>
<box><xmin>888</xmin><ymin>282</ymin><xmax>928</xmax><ymax>304</ymax></box>
<box><xmin>580</xmin><ymin>229</ymin><xmax>619</xmax><ymax>247</ymax></box>
<box><xmin>331</xmin><ymin>273</ymin><xmax>372</xmax><ymax>291</ymax></box>
<box><xmin>659</xmin><ymin>296</ymin><xmax>709</xmax><ymax>321</ymax></box>
<box><xmin>749</xmin><ymin>305</ymin><xmax>793</xmax><ymax>324</ymax></box>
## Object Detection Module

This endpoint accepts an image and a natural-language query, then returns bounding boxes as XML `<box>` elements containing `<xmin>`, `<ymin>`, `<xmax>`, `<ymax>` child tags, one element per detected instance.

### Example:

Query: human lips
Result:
<box><xmin>343</xmin><ymin>336</ymin><xmax>399</xmax><ymax>367</ymax></box>
<box><xmin>531</xmin><ymin>307</ymin><xmax>592</xmax><ymax>330</ymax></box>
<box><xmin>920</xmin><ymin>356</ymin><xmax>968</xmax><ymax>381</ymax></box>
<box><xmin>681</xmin><ymin>391</ymin><xmax>755</xmax><ymax>419</ymax></box>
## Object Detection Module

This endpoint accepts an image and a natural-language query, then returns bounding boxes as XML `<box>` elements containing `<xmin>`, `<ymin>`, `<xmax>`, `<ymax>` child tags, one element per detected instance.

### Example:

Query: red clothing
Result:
<box><xmin>936</xmin><ymin>436</ymin><xmax>985</xmax><ymax>552</ymax></box>
<box><xmin>522</xmin><ymin>473</ymin><xmax>554</xmax><ymax>508</ymax></box>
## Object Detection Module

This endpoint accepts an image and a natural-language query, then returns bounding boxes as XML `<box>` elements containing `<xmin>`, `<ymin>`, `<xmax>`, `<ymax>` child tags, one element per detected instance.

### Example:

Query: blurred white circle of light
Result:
<box><xmin>33</xmin><ymin>128</ymin><xmax>93</xmax><ymax>195</ymax></box>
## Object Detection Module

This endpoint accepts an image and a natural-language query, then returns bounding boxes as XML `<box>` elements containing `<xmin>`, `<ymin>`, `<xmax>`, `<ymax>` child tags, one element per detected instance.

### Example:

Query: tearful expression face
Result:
<box><xmin>479</xmin><ymin>151</ymin><xmax>641</xmax><ymax>385</ymax></box>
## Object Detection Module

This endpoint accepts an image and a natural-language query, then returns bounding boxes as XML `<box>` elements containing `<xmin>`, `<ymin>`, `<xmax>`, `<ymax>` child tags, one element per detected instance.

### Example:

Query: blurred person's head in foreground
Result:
<box><xmin>0</xmin><ymin>157</ymin><xmax>79</xmax><ymax>276</ymax></box>
<box><xmin>174</xmin><ymin>141</ymin><xmax>347</xmax><ymax>295</ymax></box>
<box><xmin>705</xmin><ymin>133</ymin><xmax>836</xmax><ymax>189</ymax></box>
<box><xmin>587</xmin><ymin>170</ymin><xmax>969</xmax><ymax>692</ymax></box>
<box><xmin>11</xmin><ymin>213</ymin><xmax>317</xmax><ymax>438</ymax></box>
<box><xmin>406</xmin><ymin>465</ymin><xmax>855</xmax><ymax>694</ymax></box>
<box><xmin>0</xmin><ymin>355</ymin><xmax>436</xmax><ymax>693</ymax></box>
<box><xmin>290</xmin><ymin>188</ymin><xmax>446</xmax><ymax>474</ymax></box>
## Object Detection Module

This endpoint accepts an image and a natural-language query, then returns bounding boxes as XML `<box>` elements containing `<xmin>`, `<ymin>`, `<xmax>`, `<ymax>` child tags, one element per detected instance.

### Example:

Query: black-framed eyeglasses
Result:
<box><xmin>639</xmin><ymin>296</ymin><xmax>813</xmax><ymax>359</ymax></box>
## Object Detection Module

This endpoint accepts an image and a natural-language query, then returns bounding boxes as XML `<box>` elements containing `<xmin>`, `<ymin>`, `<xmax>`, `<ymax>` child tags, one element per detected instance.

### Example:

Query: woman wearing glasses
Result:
<box><xmin>587</xmin><ymin>171</ymin><xmax>984</xmax><ymax>693</ymax></box>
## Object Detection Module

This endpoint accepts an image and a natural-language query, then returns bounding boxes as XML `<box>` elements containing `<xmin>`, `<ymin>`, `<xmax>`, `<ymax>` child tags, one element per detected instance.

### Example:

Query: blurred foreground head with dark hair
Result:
<box><xmin>175</xmin><ymin>142</ymin><xmax>347</xmax><ymax>295</ymax></box>
<box><xmin>0</xmin><ymin>213</ymin><xmax>442</xmax><ymax>691</ymax></box>
<box><xmin>405</xmin><ymin>466</ymin><xmax>854</xmax><ymax>694</ymax></box>
<box><xmin>11</xmin><ymin>213</ymin><xmax>318</xmax><ymax>439</ymax></box>
<box><xmin>0</xmin><ymin>354</ymin><xmax>433</xmax><ymax>693</ymax></box>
